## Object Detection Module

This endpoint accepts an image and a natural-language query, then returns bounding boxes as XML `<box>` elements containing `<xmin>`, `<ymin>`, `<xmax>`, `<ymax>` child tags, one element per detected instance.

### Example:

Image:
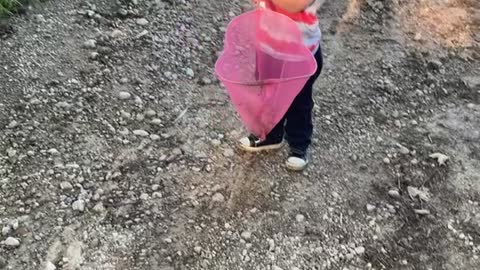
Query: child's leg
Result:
<box><xmin>285</xmin><ymin>47</ymin><xmax>323</xmax><ymax>156</ymax></box>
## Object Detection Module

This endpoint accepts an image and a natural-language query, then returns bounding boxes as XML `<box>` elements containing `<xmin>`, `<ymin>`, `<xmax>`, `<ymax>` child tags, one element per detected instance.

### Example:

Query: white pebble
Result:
<box><xmin>118</xmin><ymin>91</ymin><xmax>132</xmax><ymax>100</ymax></box>
<box><xmin>4</xmin><ymin>237</ymin><xmax>20</xmax><ymax>247</ymax></box>
<box><xmin>60</xmin><ymin>181</ymin><xmax>73</xmax><ymax>190</ymax></box>
<box><xmin>212</xmin><ymin>193</ymin><xmax>225</xmax><ymax>203</ymax></box>
<box><xmin>355</xmin><ymin>246</ymin><xmax>366</xmax><ymax>255</ymax></box>
<box><xmin>72</xmin><ymin>199</ymin><xmax>85</xmax><ymax>212</ymax></box>
<box><xmin>133</xmin><ymin>130</ymin><xmax>149</xmax><ymax>137</ymax></box>
<box><xmin>136</xmin><ymin>18</ymin><xmax>149</xmax><ymax>25</ymax></box>
<box><xmin>44</xmin><ymin>261</ymin><xmax>56</xmax><ymax>270</ymax></box>
<box><xmin>295</xmin><ymin>214</ymin><xmax>305</xmax><ymax>222</ymax></box>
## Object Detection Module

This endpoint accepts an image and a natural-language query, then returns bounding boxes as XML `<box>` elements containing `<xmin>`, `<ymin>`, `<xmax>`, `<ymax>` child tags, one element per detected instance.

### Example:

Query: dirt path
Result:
<box><xmin>0</xmin><ymin>0</ymin><xmax>479</xmax><ymax>269</ymax></box>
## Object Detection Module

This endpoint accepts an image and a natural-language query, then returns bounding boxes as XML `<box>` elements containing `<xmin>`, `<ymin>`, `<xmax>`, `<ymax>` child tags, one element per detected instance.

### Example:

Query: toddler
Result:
<box><xmin>239</xmin><ymin>0</ymin><xmax>324</xmax><ymax>171</ymax></box>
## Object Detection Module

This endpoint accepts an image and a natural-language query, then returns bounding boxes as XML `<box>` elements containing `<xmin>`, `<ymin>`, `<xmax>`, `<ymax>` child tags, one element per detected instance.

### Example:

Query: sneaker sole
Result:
<box><xmin>238</xmin><ymin>142</ymin><xmax>284</xmax><ymax>153</ymax></box>
<box><xmin>286</xmin><ymin>160</ymin><xmax>308</xmax><ymax>171</ymax></box>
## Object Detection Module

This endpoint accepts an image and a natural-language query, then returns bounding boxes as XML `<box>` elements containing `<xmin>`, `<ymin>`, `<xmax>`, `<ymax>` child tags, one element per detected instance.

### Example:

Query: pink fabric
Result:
<box><xmin>215</xmin><ymin>9</ymin><xmax>317</xmax><ymax>139</ymax></box>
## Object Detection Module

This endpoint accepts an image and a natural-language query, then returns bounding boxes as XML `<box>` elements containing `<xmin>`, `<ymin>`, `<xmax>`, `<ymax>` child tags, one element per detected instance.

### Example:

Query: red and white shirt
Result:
<box><xmin>258</xmin><ymin>0</ymin><xmax>322</xmax><ymax>53</ymax></box>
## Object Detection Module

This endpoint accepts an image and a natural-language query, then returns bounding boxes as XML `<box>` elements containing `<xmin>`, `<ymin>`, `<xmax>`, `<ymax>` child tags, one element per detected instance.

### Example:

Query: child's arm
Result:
<box><xmin>270</xmin><ymin>0</ymin><xmax>314</xmax><ymax>13</ymax></box>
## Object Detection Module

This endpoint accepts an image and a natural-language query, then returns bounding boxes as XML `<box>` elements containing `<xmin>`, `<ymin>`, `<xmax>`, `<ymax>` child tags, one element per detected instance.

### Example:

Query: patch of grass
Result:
<box><xmin>0</xmin><ymin>0</ymin><xmax>21</xmax><ymax>17</ymax></box>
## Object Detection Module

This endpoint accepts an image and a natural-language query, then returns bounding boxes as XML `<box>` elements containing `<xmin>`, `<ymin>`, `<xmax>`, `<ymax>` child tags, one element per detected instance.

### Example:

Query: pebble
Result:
<box><xmin>82</xmin><ymin>39</ymin><xmax>96</xmax><ymax>49</ymax></box>
<box><xmin>296</xmin><ymin>214</ymin><xmax>305</xmax><ymax>222</ymax></box>
<box><xmin>272</xmin><ymin>266</ymin><xmax>284</xmax><ymax>270</ymax></box>
<box><xmin>140</xmin><ymin>193</ymin><xmax>149</xmax><ymax>200</ymax></box>
<box><xmin>399</xmin><ymin>146</ymin><xmax>410</xmax><ymax>155</ymax></box>
<box><xmin>202</xmin><ymin>77</ymin><xmax>212</xmax><ymax>84</ymax></box>
<box><xmin>133</xmin><ymin>130</ymin><xmax>150</xmax><ymax>137</ymax></box>
<box><xmin>150</xmin><ymin>134</ymin><xmax>161</xmax><ymax>141</ymax></box>
<box><xmin>212</xmin><ymin>193</ymin><xmax>225</xmax><ymax>203</ymax></box>
<box><xmin>60</xmin><ymin>181</ymin><xmax>73</xmax><ymax>191</ymax></box>
<box><xmin>110</xmin><ymin>29</ymin><xmax>124</xmax><ymax>38</ymax></box>
<box><xmin>366</xmin><ymin>204</ymin><xmax>376</xmax><ymax>212</ymax></box>
<box><xmin>7</xmin><ymin>120</ymin><xmax>18</xmax><ymax>129</ymax></box>
<box><xmin>414</xmin><ymin>209</ymin><xmax>430</xmax><ymax>215</ymax></box>
<box><xmin>48</xmin><ymin>148</ymin><xmax>60</xmax><ymax>156</ymax></box>
<box><xmin>136</xmin><ymin>18</ymin><xmax>149</xmax><ymax>26</ymax></box>
<box><xmin>150</xmin><ymin>119</ymin><xmax>162</xmax><ymax>126</ymax></box>
<box><xmin>388</xmin><ymin>189</ymin><xmax>401</xmax><ymax>199</ymax></box>
<box><xmin>4</xmin><ymin>237</ymin><xmax>20</xmax><ymax>248</ymax></box>
<box><xmin>186</xmin><ymin>68</ymin><xmax>195</xmax><ymax>77</ymax></box>
<box><xmin>145</xmin><ymin>109</ymin><xmax>156</xmax><ymax>117</ymax></box>
<box><xmin>394</xmin><ymin>119</ymin><xmax>402</xmax><ymax>128</ymax></box>
<box><xmin>1</xmin><ymin>226</ymin><xmax>11</xmax><ymax>236</ymax></box>
<box><xmin>118</xmin><ymin>91</ymin><xmax>132</xmax><ymax>100</ymax></box>
<box><xmin>383</xmin><ymin>157</ymin><xmax>390</xmax><ymax>164</ymax></box>
<box><xmin>194</xmin><ymin>246</ymin><xmax>202</xmax><ymax>254</ymax></box>
<box><xmin>241</xmin><ymin>231</ymin><xmax>252</xmax><ymax>240</ymax></box>
<box><xmin>72</xmin><ymin>199</ymin><xmax>85</xmax><ymax>212</ymax></box>
<box><xmin>355</xmin><ymin>246</ymin><xmax>366</xmax><ymax>255</ymax></box>
<box><xmin>44</xmin><ymin>261</ymin><xmax>56</xmax><ymax>270</ymax></box>
<box><xmin>467</xmin><ymin>103</ymin><xmax>475</xmax><ymax>109</ymax></box>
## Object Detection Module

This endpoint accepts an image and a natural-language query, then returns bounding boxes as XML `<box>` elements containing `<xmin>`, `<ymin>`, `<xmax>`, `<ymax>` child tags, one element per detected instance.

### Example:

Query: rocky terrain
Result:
<box><xmin>0</xmin><ymin>0</ymin><xmax>479</xmax><ymax>269</ymax></box>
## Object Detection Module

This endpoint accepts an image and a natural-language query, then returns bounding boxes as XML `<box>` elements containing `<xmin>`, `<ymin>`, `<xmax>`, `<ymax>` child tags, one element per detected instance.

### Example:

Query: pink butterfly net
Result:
<box><xmin>215</xmin><ymin>8</ymin><xmax>317</xmax><ymax>140</ymax></box>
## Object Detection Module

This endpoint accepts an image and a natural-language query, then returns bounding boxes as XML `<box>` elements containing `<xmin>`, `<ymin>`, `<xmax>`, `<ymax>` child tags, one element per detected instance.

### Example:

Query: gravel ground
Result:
<box><xmin>0</xmin><ymin>0</ymin><xmax>479</xmax><ymax>269</ymax></box>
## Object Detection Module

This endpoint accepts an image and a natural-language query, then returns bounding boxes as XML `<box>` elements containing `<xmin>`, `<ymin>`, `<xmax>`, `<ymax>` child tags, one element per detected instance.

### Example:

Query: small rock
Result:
<box><xmin>194</xmin><ymin>246</ymin><xmax>202</xmax><ymax>254</ymax></box>
<box><xmin>355</xmin><ymin>246</ymin><xmax>366</xmax><ymax>255</ymax></box>
<box><xmin>366</xmin><ymin>204</ymin><xmax>376</xmax><ymax>212</ymax></box>
<box><xmin>2</xmin><ymin>226</ymin><xmax>11</xmax><ymax>236</ymax></box>
<box><xmin>48</xmin><ymin>148</ymin><xmax>60</xmax><ymax>156</ymax></box>
<box><xmin>6</xmin><ymin>148</ymin><xmax>16</xmax><ymax>157</ymax></box>
<box><xmin>414</xmin><ymin>209</ymin><xmax>430</xmax><ymax>215</ymax></box>
<box><xmin>383</xmin><ymin>157</ymin><xmax>390</xmax><ymax>164</ymax></box>
<box><xmin>295</xmin><ymin>214</ymin><xmax>305</xmax><ymax>222</ymax></box>
<box><xmin>44</xmin><ymin>261</ymin><xmax>56</xmax><ymax>270</ymax></box>
<box><xmin>272</xmin><ymin>266</ymin><xmax>284</xmax><ymax>270</ymax></box>
<box><xmin>186</xmin><ymin>68</ymin><xmax>195</xmax><ymax>77</ymax></box>
<box><xmin>150</xmin><ymin>134</ymin><xmax>161</xmax><ymax>141</ymax></box>
<box><xmin>241</xmin><ymin>231</ymin><xmax>252</xmax><ymax>240</ymax></box>
<box><xmin>60</xmin><ymin>181</ymin><xmax>73</xmax><ymax>191</ymax></box>
<box><xmin>110</xmin><ymin>29</ymin><xmax>124</xmax><ymax>38</ymax></box>
<box><xmin>202</xmin><ymin>77</ymin><xmax>212</xmax><ymax>85</ymax></box>
<box><xmin>118</xmin><ymin>91</ymin><xmax>132</xmax><ymax>100</ymax></box>
<box><xmin>145</xmin><ymin>109</ymin><xmax>156</xmax><ymax>117</ymax></box>
<box><xmin>140</xmin><ymin>193</ymin><xmax>149</xmax><ymax>200</ymax></box>
<box><xmin>398</xmin><ymin>145</ymin><xmax>410</xmax><ymax>155</ymax></box>
<box><xmin>394</xmin><ymin>119</ymin><xmax>402</xmax><ymax>128</ymax></box>
<box><xmin>72</xmin><ymin>199</ymin><xmax>85</xmax><ymax>212</ymax></box>
<box><xmin>4</xmin><ymin>237</ymin><xmax>20</xmax><ymax>248</ymax></box>
<box><xmin>388</xmin><ymin>189</ymin><xmax>401</xmax><ymax>199</ymax></box>
<box><xmin>212</xmin><ymin>193</ymin><xmax>225</xmax><ymax>203</ymax></box>
<box><xmin>7</xmin><ymin>120</ymin><xmax>18</xmax><ymax>129</ymax></box>
<box><xmin>82</xmin><ymin>39</ymin><xmax>96</xmax><ymax>49</ymax></box>
<box><xmin>467</xmin><ymin>103</ymin><xmax>475</xmax><ymax>109</ymax></box>
<box><xmin>429</xmin><ymin>152</ymin><xmax>449</xmax><ymax>166</ymax></box>
<box><xmin>136</xmin><ymin>18</ymin><xmax>149</xmax><ymax>26</ymax></box>
<box><xmin>133</xmin><ymin>130</ymin><xmax>149</xmax><ymax>137</ymax></box>
<box><xmin>150</xmin><ymin>119</ymin><xmax>162</xmax><ymax>126</ymax></box>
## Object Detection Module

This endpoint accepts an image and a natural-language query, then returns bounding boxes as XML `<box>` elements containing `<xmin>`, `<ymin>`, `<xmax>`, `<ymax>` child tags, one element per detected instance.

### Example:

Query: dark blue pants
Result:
<box><xmin>266</xmin><ymin>46</ymin><xmax>323</xmax><ymax>154</ymax></box>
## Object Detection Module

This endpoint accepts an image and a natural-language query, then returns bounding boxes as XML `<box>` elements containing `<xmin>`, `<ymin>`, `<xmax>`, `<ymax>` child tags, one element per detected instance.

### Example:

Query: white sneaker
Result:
<box><xmin>286</xmin><ymin>152</ymin><xmax>308</xmax><ymax>171</ymax></box>
<box><xmin>238</xmin><ymin>134</ymin><xmax>284</xmax><ymax>153</ymax></box>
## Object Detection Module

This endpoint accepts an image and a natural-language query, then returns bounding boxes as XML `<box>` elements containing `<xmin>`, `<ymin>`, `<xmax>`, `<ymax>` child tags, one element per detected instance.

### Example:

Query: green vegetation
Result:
<box><xmin>0</xmin><ymin>0</ymin><xmax>22</xmax><ymax>17</ymax></box>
